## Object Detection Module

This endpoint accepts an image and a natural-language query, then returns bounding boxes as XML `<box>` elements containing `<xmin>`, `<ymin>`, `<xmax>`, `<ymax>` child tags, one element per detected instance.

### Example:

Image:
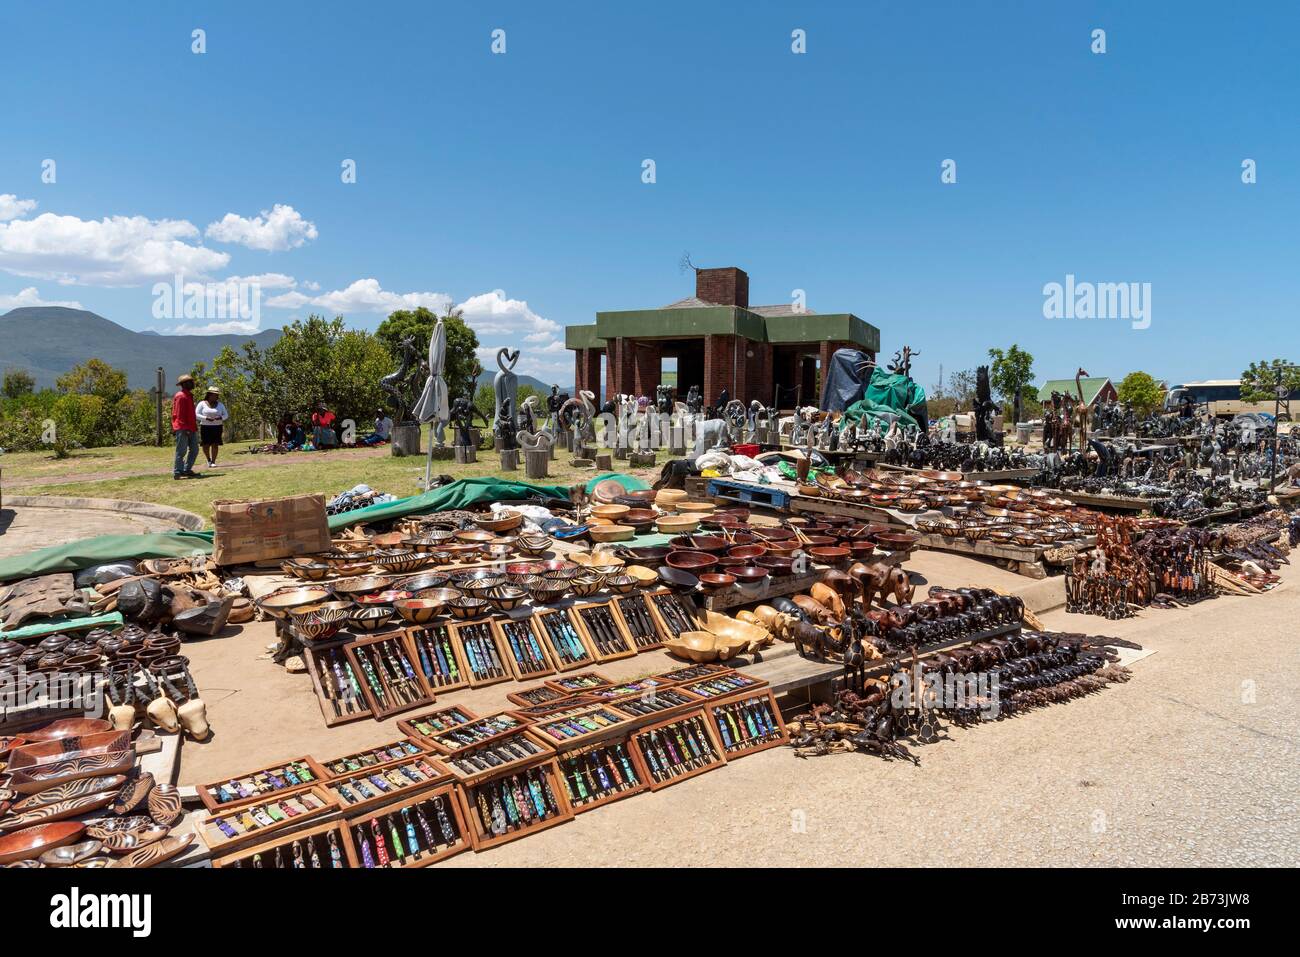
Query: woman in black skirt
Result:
<box><xmin>195</xmin><ymin>387</ymin><xmax>229</xmax><ymax>467</ymax></box>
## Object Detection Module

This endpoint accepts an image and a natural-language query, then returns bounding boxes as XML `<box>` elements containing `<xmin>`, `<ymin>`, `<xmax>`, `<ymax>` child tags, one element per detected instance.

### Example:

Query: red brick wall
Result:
<box><xmin>607</xmin><ymin>337</ymin><xmax>635</xmax><ymax>398</ymax></box>
<box><xmin>632</xmin><ymin>340</ymin><xmax>662</xmax><ymax>397</ymax></box>
<box><xmin>574</xmin><ymin>348</ymin><xmax>603</xmax><ymax>400</ymax></box>
<box><xmin>704</xmin><ymin>334</ymin><xmax>737</xmax><ymax>407</ymax></box>
<box><xmin>695</xmin><ymin>267</ymin><xmax>748</xmax><ymax>308</ymax></box>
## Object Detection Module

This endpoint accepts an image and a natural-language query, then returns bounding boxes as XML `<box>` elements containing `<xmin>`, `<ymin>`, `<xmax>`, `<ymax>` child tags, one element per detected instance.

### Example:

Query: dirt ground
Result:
<box><xmin>176</xmin><ymin>552</ymin><xmax>1299</xmax><ymax>868</ymax></box>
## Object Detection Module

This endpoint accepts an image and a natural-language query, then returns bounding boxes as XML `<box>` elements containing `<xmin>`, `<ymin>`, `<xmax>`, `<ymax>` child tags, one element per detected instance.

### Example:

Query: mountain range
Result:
<box><xmin>0</xmin><ymin>306</ymin><xmax>573</xmax><ymax>394</ymax></box>
<box><xmin>0</xmin><ymin>307</ymin><xmax>283</xmax><ymax>389</ymax></box>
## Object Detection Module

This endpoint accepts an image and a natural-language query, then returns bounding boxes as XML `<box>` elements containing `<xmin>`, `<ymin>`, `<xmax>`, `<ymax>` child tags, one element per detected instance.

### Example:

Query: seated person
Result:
<box><xmin>277</xmin><ymin>414</ymin><xmax>306</xmax><ymax>449</ymax></box>
<box><xmin>361</xmin><ymin>408</ymin><xmax>394</xmax><ymax>446</ymax></box>
<box><xmin>311</xmin><ymin>403</ymin><xmax>338</xmax><ymax>448</ymax></box>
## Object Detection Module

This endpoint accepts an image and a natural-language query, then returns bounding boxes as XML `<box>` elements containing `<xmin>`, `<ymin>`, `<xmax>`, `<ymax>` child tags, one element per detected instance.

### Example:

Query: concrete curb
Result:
<box><xmin>5</xmin><ymin>495</ymin><xmax>206</xmax><ymax>531</ymax></box>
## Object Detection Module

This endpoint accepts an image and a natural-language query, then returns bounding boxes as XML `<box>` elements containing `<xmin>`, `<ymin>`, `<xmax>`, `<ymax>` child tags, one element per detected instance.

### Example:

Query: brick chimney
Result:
<box><xmin>695</xmin><ymin>266</ymin><xmax>748</xmax><ymax>308</ymax></box>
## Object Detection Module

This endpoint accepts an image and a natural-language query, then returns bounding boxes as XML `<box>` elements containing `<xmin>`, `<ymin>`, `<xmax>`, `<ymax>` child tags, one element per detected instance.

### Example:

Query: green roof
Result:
<box><xmin>566</xmin><ymin>306</ymin><xmax>880</xmax><ymax>352</ymax></box>
<box><xmin>1037</xmin><ymin>377</ymin><xmax>1112</xmax><ymax>404</ymax></box>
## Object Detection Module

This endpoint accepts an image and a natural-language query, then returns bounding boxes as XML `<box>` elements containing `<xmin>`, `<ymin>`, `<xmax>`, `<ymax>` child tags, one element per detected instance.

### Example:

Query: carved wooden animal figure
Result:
<box><xmin>1072</xmin><ymin>368</ymin><xmax>1091</xmax><ymax>451</ymax></box>
<box><xmin>849</xmin><ymin>561</ymin><xmax>892</xmax><ymax>609</ymax></box>
<box><xmin>810</xmin><ymin>582</ymin><xmax>846</xmax><ymax>619</ymax></box>
<box><xmin>886</xmin><ymin>566</ymin><xmax>915</xmax><ymax>605</ymax></box>
<box><xmin>792</xmin><ymin>594</ymin><xmax>835</xmax><ymax>624</ymax></box>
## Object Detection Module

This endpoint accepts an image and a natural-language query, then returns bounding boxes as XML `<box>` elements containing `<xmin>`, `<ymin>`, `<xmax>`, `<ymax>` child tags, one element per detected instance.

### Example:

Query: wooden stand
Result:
<box><xmin>630</xmin><ymin>710</ymin><xmax>726</xmax><ymax>791</ymax></box>
<box><xmin>499</xmin><ymin>448</ymin><xmax>518</xmax><ymax>471</ymax></box>
<box><xmin>595</xmin><ymin>453</ymin><xmax>613</xmax><ymax>470</ymax></box>
<box><xmin>406</xmin><ymin>624</ymin><xmax>471</xmax><ymax>694</ymax></box>
<box><xmin>213</xmin><ymin>820</ymin><xmax>359</xmax><ymax>869</ymax></box>
<box><xmin>571</xmin><ymin>599</ymin><xmax>637</xmax><ymax>662</ymax></box>
<box><xmin>323</xmin><ymin>754</ymin><xmax>453</xmax><ymax>816</ymax></box>
<box><xmin>197</xmin><ymin>786</ymin><xmax>339</xmax><ymax>853</ymax></box>
<box><xmin>529</xmin><ymin>704</ymin><xmax>630</xmax><ymax>749</ymax></box>
<box><xmin>390</xmin><ymin>423</ymin><xmax>421</xmax><ymax>457</ymax></box>
<box><xmin>706</xmin><ymin>689</ymin><xmax>788</xmax><ymax>759</ymax></box>
<box><xmin>544</xmin><ymin>669</ymin><xmax>615</xmax><ymax>694</ymax></box>
<box><xmin>454</xmin><ymin>445</ymin><xmax>476</xmax><ymax>464</ymax></box>
<box><xmin>198</xmin><ymin>755</ymin><xmax>330</xmax><ymax>812</ymax></box>
<box><xmin>553</xmin><ymin>735</ymin><xmax>650</xmax><ymax>815</ymax></box>
<box><xmin>494</xmin><ymin>617</ymin><xmax>557</xmax><ymax>680</ymax></box>
<box><xmin>396</xmin><ymin>705</ymin><xmax>480</xmax><ymax>743</ymax></box>
<box><xmin>525</xmin><ymin>448</ymin><xmax>549</xmax><ymax>479</ymax></box>
<box><xmin>342</xmin><ymin>782</ymin><xmax>470</xmax><ymax>868</ymax></box>
<box><xmin>345</xmin><ymin>633</ymin><xmax>435</xmax><ymax>720</ymax></box>
<box><xmin>304</xmin><ymin>641</ymin><xmax>372</xmax><ymax>727</ymax></box>
<box><xmin>530</xmin><ymin>607</ymin><xmax>598</xmax><ymax>671</ymax></box>
<box><xmin>447</xmin><ymin>619</ymin><xmax>513</xmax><ymax>687</ymax></box>
<box><xmin>319</xmin><ymin>738</ymin><xmax>431</xmax><ymax>779</ymax></box>
<box><xmin>457</xmin><ymin>758</ymin><xmax>573</xmax><ymax>851</ymax></box>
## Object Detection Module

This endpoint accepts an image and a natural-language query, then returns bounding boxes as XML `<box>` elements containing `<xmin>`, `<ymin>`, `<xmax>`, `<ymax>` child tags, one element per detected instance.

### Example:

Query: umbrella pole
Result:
<box><xmin>423</xmin><ymin>425</ymin><xmax>435</xmax><ymax>490</ymax></box>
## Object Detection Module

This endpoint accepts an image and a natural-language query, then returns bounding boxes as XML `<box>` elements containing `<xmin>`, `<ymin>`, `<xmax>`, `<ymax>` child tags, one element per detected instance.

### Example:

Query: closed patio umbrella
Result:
<box><xmin>413</xmin><ymin>316</ymin><xmax>449</xmax><ymax>489</ymax></box>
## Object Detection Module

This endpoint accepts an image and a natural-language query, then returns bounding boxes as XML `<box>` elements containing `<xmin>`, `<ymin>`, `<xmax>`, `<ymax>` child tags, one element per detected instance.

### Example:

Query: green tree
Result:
<box><xmin>1117</xmin><ymin>371</ymin><xmax>1164</xmax><ymax>416</ymax></box>
<box><xmin>50</xmin><ymin>393</ymin><xmax>105</xmax><ymax>457</ymax></box>
<box><xmin>987</xmin><ymin>344</ymin><xmax>1036</xmax><ymax>421</ymax></box>
<box><xmin>376</xmin><ymin>305</ymin><xmax>482</xmax><ymax>403</ymax></box>
<box><xmin>1240</xmin><ymin>359</ymin><xmax>1300</xmax><ymax>404</ymax></box>
<box><xmin>56</xmin><ymin>358</ymin><xmax>129</xmax><ymax>403</ymax></box>
<box><xmin>2</xmin><ymin>369</ymin><xmax>35</xmax><ymax>399</ymax></box>
<box><xmin>249</xmin><ymin>315</ymin><xmax>393</xmax><ymax>428</ymax></box>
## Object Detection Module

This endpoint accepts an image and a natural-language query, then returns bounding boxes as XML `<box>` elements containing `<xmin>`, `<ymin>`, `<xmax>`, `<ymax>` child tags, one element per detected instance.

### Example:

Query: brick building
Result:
<box><xmin>566</xmin><ymin>266</ymin><xmax>880</xmax><ymax>408</ymax></box>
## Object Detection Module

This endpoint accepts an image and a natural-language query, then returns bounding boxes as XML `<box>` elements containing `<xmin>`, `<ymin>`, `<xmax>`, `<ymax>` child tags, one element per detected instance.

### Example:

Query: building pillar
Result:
<box><xmin>632</xmin><ymin>340</ymin><xmax>662</xmax><ymax>397</ymax></box>
<box><xmin>574</xmin><ymin>348</ymin><xmax>602</xmax><ymax>399</ymax></box>
<box><xmin>704</xmin><ymin>334</ymin><xmax>738</xmax><ymax>408</ymax></box>
<box><xmin>608</xmin><ymin>337</ymin><xmax>635</xmax><ymax>399</ymax></box>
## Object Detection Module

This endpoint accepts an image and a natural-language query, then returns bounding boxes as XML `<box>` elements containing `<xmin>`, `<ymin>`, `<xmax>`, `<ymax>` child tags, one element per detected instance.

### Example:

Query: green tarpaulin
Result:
<box><xmin>0</xmin><ymin>473</ymin><xmax>648</xmax><ymax>582</ymax></box>
<box><xmin>840</xmin><ymin>368</ymin><xmax>927</xmax><ymax>431</ymax></box>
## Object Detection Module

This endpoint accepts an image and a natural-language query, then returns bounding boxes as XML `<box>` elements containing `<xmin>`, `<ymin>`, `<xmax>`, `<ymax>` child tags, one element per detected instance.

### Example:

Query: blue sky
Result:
<box><xmin>1</xmin><ymin>0</ymin><xmax>1296</xmax><ymax>393</ymax></box>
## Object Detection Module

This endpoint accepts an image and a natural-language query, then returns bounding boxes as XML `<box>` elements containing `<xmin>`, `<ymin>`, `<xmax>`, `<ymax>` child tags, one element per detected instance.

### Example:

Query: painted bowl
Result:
<box><xmin>393</xmin><ymin>598</ymin><xmax>445</xmax><ymax>625</ymax></box>
<box><xmin>348</xmin><ymin>606</ymin><xmax>394</xmax><ymax>631</ymax></box>
<box><xmin>446</xmin><ymin>596</ymin><xmax>489</xmax><ymax>620</ymax></box>
<box><xmin>526</xmin><ymin>582</ymin><xmax>568</xmax><ymax>606</ymax></box>
<box><xmin>603</xmin><ymin>574</ymin><xmax>638</xmax><ymax>595</ymax></box>
<box><xmin>698</xmin><ymin>572</ymin><xmax>736</xmax><ymax>590</ymax></box>
<box><xmin>512</xmin><ymin>534</ymin><xmax>553</xmax><ymax>557</ymax></box>
<box><xmin>485</xmin><ymin>585</ymin><xmax>527</xmax><ymax>612</ymax></box>
<box><xmin>570</xmin><ymin>574</ymin><xmax>606</xmax><ymax>597</ymax></box>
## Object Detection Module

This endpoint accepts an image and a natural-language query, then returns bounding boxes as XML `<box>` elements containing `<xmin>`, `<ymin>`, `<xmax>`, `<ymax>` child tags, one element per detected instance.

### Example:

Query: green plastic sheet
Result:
<box><xmin>0</xmin><ymin>473</ymin><xmax>649</xmax><ymax>582</ymax></box>
<box><xmin>840</xmin><ymin>368</ymin><xmax>927</xmax><ymax>431</ymax></box>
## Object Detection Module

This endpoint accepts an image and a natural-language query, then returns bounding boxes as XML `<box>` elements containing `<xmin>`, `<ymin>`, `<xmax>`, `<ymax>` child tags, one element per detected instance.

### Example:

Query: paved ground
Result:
<box><xmin>175</xmin><ymin>552</ymin><xmax>1298</xmax><ymax>868</ymax></box>
<box><xmin>0</xmin><ymin>504</ymin><xmax>183</xmax><ymax>560</ymax></box>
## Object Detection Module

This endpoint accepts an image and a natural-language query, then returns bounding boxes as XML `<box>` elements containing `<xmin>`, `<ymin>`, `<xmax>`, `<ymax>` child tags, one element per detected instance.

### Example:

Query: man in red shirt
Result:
<box><xmin>172</xmin><ymin>373</ymin><xmax>199</xmax><ymax>479</ymax></box>
<box><xmin>311</xmin><ymin>402</ymin><xmax>338</xmax><ymax>449</ymax></box>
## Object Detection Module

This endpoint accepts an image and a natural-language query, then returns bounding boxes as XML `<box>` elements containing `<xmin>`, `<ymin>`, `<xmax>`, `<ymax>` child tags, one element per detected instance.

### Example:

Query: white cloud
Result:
<box><xmin>456</xmin><ymin>289</ymin><xmax>560</xmax><ymax>342</ymax></box>
<box><xmin>0</xmin><ymin>286</ymin><xmax>84</xmax><ymax>310</ymax></box>
<box><xmin>168</xmin><ymin>318</ymin><xmax>263</xmax><ymax>336</ymax></box>
<box><xmin>205</xmin><ymin>204</ymin><xmax>318</xmax><ymax>252</ymax></box>
<box><xmin>0</xmin><ymin>195</ymin><xmax>37</xmax><ymax>222</ymax></box>
<box><xmin>266</xmin><ymin>278</ymin><xmax>452</xmax><ymax>314</ymax></box>
<box><xmin>301</xmin><ymin>279</ymin><xmax>320</xmax><ymax>291</ymax></box>
<box><xmin>224</xmin><ymin>272</ymin><xmax>297</xmax><ymax>289</ymax></box>
<box><xmin>0</xmin><ymin>212</ymin><xmax>229</xmax><ymax>286</ymax></box>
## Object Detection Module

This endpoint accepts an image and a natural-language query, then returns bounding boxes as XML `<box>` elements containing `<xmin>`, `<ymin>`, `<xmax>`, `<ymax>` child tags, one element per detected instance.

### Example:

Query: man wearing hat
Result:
<box><xmin>195</xmin><ymin>386</ymin><xmax>230</xmax><ymax>468</ymax></box>
<box><xmin>172</xmin><ymin>374</ymin><xmax>199</xmax><ymax>479</ymax></box>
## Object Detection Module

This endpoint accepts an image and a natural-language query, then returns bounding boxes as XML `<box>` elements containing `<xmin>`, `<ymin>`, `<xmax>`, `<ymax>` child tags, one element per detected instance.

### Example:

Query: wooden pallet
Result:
<box><xmin>706</xmin><ymin>478</ymin><xmax>792</xmax><ymax>509</ymax></box>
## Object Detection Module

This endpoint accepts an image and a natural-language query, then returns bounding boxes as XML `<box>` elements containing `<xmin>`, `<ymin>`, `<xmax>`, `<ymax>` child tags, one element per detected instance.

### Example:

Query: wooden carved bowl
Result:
<box><xmin>348</xmin><ymin>606</ymin><xmax>394</xmax><ymax>632</ymax></box>
<box><xmin>0</xmin><ymin>821</ymin><xmax>86</xmax><ymax>866</ymax></box>
<box><xmin>446</xmin><ymin>596</ymin><xmax>489</xmax><ymax>620</ymax></box>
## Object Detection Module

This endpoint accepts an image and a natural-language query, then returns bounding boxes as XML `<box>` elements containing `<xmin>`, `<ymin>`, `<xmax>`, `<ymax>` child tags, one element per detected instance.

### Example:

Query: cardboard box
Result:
<box><xmin>212</xmin><ymin>494</ymin><xmax>331</xmax><ymax>565</ymax></box>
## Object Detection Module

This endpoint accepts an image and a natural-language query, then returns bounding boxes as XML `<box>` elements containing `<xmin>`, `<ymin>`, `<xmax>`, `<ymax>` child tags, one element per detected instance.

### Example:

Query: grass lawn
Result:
<box><xmin>1</xmin><ymin>430</ymin><xmax>666</xmax><ymax>527</ymax></box>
